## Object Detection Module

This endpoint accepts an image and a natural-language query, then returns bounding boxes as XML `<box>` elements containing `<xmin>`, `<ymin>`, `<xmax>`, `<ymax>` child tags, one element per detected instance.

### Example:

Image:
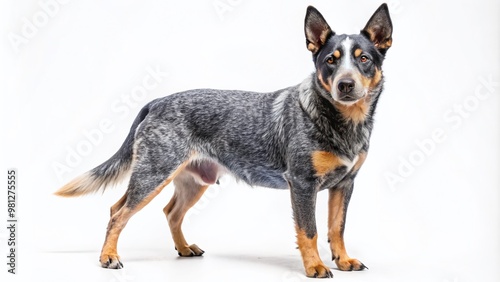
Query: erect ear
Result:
<box><xmin>361</xmin><ymin>3</ymin><xmax>393</xmax><ymax>54</ymax></box>
<box><xmin>304</xmin><ymin>6</ymin><xmax>334</xmax><ymax>54</ymax></box>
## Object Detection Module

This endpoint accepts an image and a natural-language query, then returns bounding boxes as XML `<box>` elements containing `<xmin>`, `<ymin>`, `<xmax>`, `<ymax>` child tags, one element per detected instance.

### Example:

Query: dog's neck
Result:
<box><xmin>299</xmin><ymin>74</ymin><xmax>379</xmax><ymax>155</ymax></box>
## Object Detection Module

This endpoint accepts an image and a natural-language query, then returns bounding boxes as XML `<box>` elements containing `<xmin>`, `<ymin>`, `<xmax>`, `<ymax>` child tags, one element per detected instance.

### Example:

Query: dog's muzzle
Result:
<box><xmin>337</xmin><ymin>78</ymin><xmax>363</xmax><ymax>102</ymax></box>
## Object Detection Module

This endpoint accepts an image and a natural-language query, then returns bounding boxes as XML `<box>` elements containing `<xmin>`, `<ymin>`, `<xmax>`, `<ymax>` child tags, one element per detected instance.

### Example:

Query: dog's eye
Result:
<box><xmin>326</xmin><ymin>56</ymin><xmax>335</xmax><ymax>64</ymax></box>
<box><xmin>360</xmin><ymin>55</ymin><xmax>369</xmax><ymax>63</ymax></box>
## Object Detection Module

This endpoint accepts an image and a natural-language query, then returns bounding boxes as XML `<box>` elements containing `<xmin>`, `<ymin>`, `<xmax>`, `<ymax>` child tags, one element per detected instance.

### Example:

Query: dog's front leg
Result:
<box><xmin>328</xmin><ymin>183</ymin><xmax>367</xmax><ymax>271</ymax></box>
<box><xmin>328</xmin><ymin>152</ymin><xmax>368</xmax><ymax>271</ymax></box>
<box><xmin>286</xmin><ymin>173</ymin><xmax>333</xmax><ymax>278</ymax></box>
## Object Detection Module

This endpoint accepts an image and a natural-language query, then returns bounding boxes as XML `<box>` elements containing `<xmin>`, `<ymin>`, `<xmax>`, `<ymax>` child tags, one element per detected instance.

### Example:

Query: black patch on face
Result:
<box><xmin>348</xmin><ymin>34</ymin><xmax>384</xmax><ymax>78</ymax></box>
<box><xmin>313</xmin><ymin>34</ymin><xmax>346</xmax><ymax>87</ymax></box>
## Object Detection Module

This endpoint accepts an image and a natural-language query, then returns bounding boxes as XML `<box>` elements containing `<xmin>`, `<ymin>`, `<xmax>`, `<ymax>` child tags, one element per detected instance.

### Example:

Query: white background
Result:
<box><xmin>1</xmin><ymin>0</ymin><xmax>499</xmax><ymax>281</ymax></box>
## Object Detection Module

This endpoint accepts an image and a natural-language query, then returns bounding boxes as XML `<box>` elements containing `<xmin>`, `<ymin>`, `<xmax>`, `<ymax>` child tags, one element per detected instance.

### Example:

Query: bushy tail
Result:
<box><xmin>55</xmin><ymin>105</ymin><xmax>150</xmax><ymax>197</ymax></box>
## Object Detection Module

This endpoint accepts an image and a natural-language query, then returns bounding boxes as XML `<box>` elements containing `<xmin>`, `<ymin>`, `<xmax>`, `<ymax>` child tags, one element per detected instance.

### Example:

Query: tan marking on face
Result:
<box><xmin>318</xmin><ymin>72</ymin><xmax>332</xmax><ymax>93</ymax></box>
<box><xmin>296</xmin><ymin>226</ymin><xmax>331</xmax><ymax>278</ymax></box>
<box><xmin>354</xmin><ymin>48</ymin><xmax>363</xmax><ymax>57</ymax></box>
<box><xmin>333</xmin><ymin>50</ymin><xmax>341</xmax><ymax>59</ymax></box>
<box><xmin>370</xmin><ymin>68</ymin><xmax>383</xmax><ymax>88</ymax></box>
<box><xmin>335</xmin><ymin>98</ymin><xmax>370</xmax><ymax>124</ymax></box>
<box><xmin>361</xmin><ymin>67</ymin><xmax>382</xmax><ymax>89</ymax></box>
<box><xmin>311</xmin><ymin>151</ymin><xmax>343</xmax><ymax>176</ymax></box>
<box><xmin>307</xmin><ymin>42</ymin><xmax>318</xmax><ymax>53</ymax></box>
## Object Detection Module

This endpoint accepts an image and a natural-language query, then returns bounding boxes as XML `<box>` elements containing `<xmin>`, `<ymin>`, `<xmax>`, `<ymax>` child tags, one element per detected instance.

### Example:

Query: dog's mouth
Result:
<box><xmin>339</xmin><ymin>95</ymin><xmax>359</xmax><ymax>102</ymax></box>
<box><xmin>333</xmin><ymin>90</ymin><xmax>367</xmax><ymax>105</ymax></box>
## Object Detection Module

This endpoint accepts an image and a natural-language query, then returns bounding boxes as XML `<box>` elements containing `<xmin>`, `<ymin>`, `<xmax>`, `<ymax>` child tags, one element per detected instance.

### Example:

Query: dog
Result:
<box><xmin>55</xmin><ymin>3</ymin><xmax>392</xmax><ymax>278</ymax></box>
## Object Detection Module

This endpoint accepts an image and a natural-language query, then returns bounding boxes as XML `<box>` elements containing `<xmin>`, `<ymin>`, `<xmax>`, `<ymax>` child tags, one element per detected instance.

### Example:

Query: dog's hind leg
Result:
<box><xmin>99</xmin><ymin>156</ymin><xmax>190</xmax><ymax>269</ymax></box>
<box><xmin>110</xmin><ymin>193</ymin><xmax>128</xmax><ymax>217</ymax></box>
<box><xmin>163</xmin><ymin>170</ymin><xmax>208</xmax><ymax>257</ymax></box>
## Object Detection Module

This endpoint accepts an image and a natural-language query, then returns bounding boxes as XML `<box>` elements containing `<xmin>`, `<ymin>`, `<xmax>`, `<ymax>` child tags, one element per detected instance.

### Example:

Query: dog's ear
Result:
<box><xmin>361</xmin><ymin>3</ymin><xmax>393</xmax><ymax>54</ymax></box>
<box><xmin>304</xmin><ymin>6</ymin><xmax>334</xmax><ymax>54</ymax></box>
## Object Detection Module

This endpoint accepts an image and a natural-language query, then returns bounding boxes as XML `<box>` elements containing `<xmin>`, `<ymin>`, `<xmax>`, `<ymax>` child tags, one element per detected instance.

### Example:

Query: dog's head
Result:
<box><xmin>305</xmin><ymin>4</ymin><xmax>392</xmax><ymax>106</ymax></box>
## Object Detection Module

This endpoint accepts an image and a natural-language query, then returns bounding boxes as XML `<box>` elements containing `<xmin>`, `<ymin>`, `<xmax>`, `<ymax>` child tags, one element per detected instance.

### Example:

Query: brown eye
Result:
<box><xmin>360</xmin><ymin>55</ymin><xmax>369</xmax><ymax>63</ymax></box>
<box><xmin>327</xmin><ymin>56</ymin><xmax>334</xmax><ymax>64</ymax></box>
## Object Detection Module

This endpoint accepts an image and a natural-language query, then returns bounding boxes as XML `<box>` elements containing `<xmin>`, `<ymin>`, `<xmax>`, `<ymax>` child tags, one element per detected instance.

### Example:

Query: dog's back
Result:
<box><xmin>137</xmin><ymin>87</ymin><xmax>294</xmax><ymax>188</ymax></box>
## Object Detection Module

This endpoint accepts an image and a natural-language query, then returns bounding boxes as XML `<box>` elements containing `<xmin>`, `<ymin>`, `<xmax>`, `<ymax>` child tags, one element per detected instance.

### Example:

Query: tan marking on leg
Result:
<box><xmin>100</xmin><ymin>206</ymin><xmax>130</xmax><ymax>268</ymax></box>
<box><xmin>333</xmin><ymin>49</ymin><xmax>341</xmax><ymax>59</ymax></box>
<box><xmin>100</xmin><ymin>159</ymin><xmax>192</xmax><ymax>268</ymax></box>
<box><xmin>296</xmin><ymin>227</ymin><xmax>332</xmax><ymax>278</ymax></box>
<box><xmin>354</xmin><ymin>48</ymin><xmax>363</xmax><ymax>57</ymax></box>
<box><xmin>164</xmin><ymin>170</ymin><xmax>208</xmax><ymax>257</ymax></box>
<box><xmin>311</xmin><ymin>151</ymin><xmax>343</xmax><ymax>177</ymax></box>
<box><xmin>351</xmin><ymin>151</ymin><xmax>367</xmax><ymax>174</ymax></box>
<box><xmin>328</xmin><ymin>189</ymin><xmax>347</xmax><ymax>260</ymax></box>
<box><xmin>370</xmin><ymin>68</ymin><xmax>382</xmax><ymax>89</ymax></box>
<box><xmin>318</xmin><ymin>72</ymin><xmax>332</xmax><ymax>93</ymax></box>
<box><xmin>110</xmin><ymin>193</ymin><xmax>127</xmax><ymax>217</ymax></box>
<box><xmin>100</xmin><ymin>184</ymin><xmax>168</xmax><ymax>268</ymax></box>
<box><xmin>328</xmin><ymin>189</ymin><xmax>366</xmax><ymax>271</ymax></box>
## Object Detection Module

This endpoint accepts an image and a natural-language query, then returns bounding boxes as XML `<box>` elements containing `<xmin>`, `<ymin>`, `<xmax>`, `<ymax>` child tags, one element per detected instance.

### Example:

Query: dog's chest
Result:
<box><xmin>323</xmin><ymin>122</ymin><xmax>371</xmax><ymax>158</ymax></box>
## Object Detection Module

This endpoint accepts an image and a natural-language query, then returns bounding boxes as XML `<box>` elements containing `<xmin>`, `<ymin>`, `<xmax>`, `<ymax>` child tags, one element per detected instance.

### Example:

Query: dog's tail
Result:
<box><xmin>54</xmin><ymin>105</ymin><xmax>151</xmax><ymax>197</ymax></box>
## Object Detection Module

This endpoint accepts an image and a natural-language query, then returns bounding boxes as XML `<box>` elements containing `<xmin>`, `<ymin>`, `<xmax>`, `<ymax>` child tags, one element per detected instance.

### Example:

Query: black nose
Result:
<box><xmin>337</xmin><ymin>79</ymin><xmax>355</xmax><ymax>94</ymax></box>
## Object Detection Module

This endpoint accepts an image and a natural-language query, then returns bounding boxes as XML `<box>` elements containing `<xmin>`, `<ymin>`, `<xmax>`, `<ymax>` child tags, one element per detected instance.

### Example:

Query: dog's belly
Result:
<box><xmin>242</xmin><ymin>169</ymin><xmax>288</xmax><ymax>189</ymax></box>
<box><xmin>185</xmin><ymin>158</ymin><xmax>288</xmax><ymax>189</ymax></box>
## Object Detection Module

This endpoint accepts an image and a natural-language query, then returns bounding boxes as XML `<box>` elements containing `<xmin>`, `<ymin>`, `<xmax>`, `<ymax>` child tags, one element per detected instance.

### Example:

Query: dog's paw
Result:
<box><xmin>100</xmin><ymin>253</ymin><xmax>123</xmax><ymax>269</ymax></box>
<box><xmin>334</xmin><ymin>257</ymin><xmax>367</xmax><ymax>271</ymax></box>
<box><xmin>305</xmin><ymin>263</ymin><xmax>334</xmax><ymax>278</ymax></box>
<box><xmin>176</xmin><ymin>244</ymin><xmax>205</xmax><ymax>257</ymax></box>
